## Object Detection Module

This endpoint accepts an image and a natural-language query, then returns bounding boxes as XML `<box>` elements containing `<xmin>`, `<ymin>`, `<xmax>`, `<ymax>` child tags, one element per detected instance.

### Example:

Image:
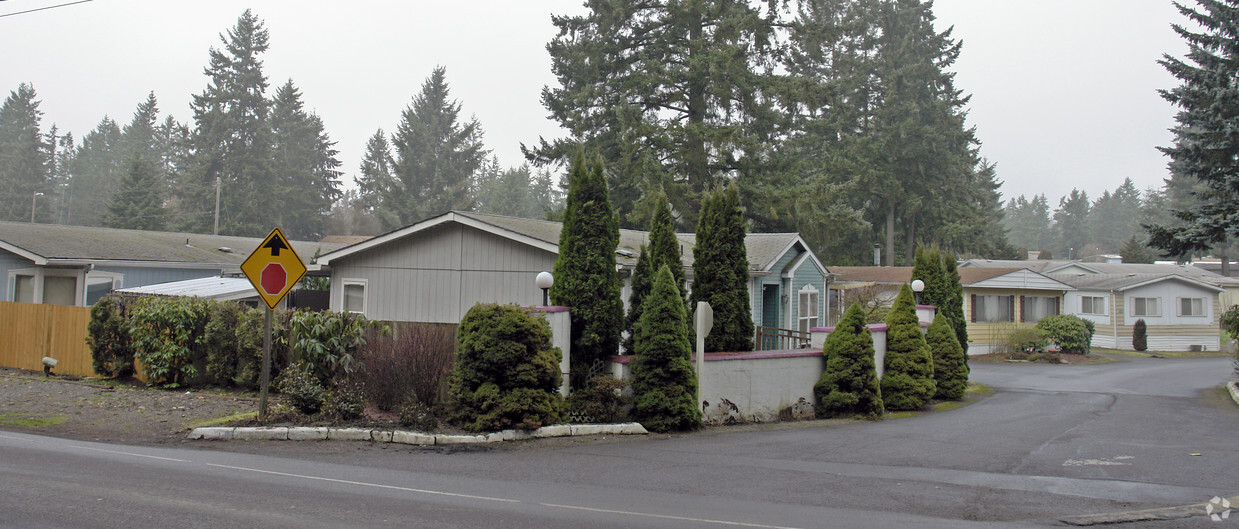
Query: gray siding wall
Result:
<box><xmin>0</xmin><ymin>249</ymin><xmax>34</xmax><ymax>300</ymax></box>
<box><xmin>93</xmin><ymin>266</ymin><xmax>223</xmax><ymax>289</ymax></box>
<box><xmin>331</xmin><ymin>223</ymin><xmax>557</xmax><ymax>323</ymax></box>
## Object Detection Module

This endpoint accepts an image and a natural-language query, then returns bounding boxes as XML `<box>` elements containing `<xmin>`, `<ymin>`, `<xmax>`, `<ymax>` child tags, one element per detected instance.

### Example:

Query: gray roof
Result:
<box><xmin>321</xmin><ymin>211</ymin><xmax>808</xmax><ymax>274</ymax></box>
<box><xmin>962</xmin><ymin>258</ymin><xmax>1239</xmax><ymax>287</ymax></box>
<box><xmin>1047</xmin><ymin>272</ymin><xmax>1225</xmax><ymax>292</ymax></box>
<box><xmin>116</xmin><ymin>276</ymin><xmax>260</xmax><ymax>301</ymax></box>
<box><xmin>0</xmin><ymin>221</ymin><xmax>342</xmax><ymax>269</ymax></box>
<box><xmin>959</xmin><ymin>259</ymin><xmax>1073</xmax><ymax>273</ymax></box>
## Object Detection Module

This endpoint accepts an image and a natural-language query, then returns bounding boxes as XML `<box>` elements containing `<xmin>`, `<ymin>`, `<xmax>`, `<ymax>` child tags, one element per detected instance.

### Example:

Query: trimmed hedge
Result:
<box><xmin>814</xmin><ymin>303</ymin><xmax>883</xmax><ymax>418</ymax></box>
<box><xmin>1036</xmin><ymin>314</ymin><xmax>1093</xmax><ymax>354</ymax></box>
<box><xmin>880</xmin><ymin>285</ymin><xmax>936</xmax><ymax>411</ymax></box>
<box><xmin>630</xmin><ymin>265</ymin><xmax>702</xmax><ymax>432</ymax></box>
<box><xmin>927</xmin><ymin>316</ymin><xmax>968</xmax><ymax>400</ymax></box>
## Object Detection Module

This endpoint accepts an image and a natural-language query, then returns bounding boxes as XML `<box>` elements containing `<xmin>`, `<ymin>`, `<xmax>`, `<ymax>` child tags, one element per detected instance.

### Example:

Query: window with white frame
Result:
<box><xmin>1021</xmin><ymin>295</ymin><xmax>1060</xmax><ymax>323</ymax></box>
<box><xmin>12</xmin><ymin>273</ymin><xmax>34</xmax><ymax>303</ymax></box>
<box><xmin>798</xmin><ymin>285</ymin><xmax>819</xmax><ymax>333</ymax></box>
<box><xmin>1132</xmin><ymin>297</ymin><xmax>1160</xmax><ymax>317</ymax></box>
<box><xmin>1178</xmin><ymin>297</ymin><xmax>1205</xmax><ymax>317</ymax></box>
<box><xmin>971</xmin><ymin>295</ymin><xmax>1014</xmax><ymax>323</ymax></box>
<box><xmin>1080</xmin><ymin>296</ymin><xmax>1105</xmax><ymax>315</ymax></box>
<box><xmin>343</xmin><ymin>280</ymin><xmax>366</xmax><ymax>315</ymax></box>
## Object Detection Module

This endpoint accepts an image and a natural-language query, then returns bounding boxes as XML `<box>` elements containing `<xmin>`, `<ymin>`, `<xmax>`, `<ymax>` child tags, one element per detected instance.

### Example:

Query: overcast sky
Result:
<box><xmin>0</xmin><ymin>0</ymin><xmax>1191</xmax><ymax>206</ymax></box>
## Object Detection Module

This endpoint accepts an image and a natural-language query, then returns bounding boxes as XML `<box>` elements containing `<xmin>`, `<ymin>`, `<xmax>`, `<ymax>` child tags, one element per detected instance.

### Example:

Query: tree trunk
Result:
<box><xmin>905</xmin><ymin>212</ymin><xmax>916</xmax><ymax>266</ymax></box>
<box><xmin>685</xmin><ymin>8</ymin><xmax>708</xmax><ymax>227</ymax></box>
<box><xmin>885</xmin><ymin>201</ymin><xmax>895</xmax><ymax>267</ymax></box>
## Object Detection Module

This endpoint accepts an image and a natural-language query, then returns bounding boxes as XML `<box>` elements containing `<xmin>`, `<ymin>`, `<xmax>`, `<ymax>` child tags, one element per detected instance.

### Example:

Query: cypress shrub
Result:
<box><xmin>648</xmin><ymin>189</ymin><xmax>686</xmax><ymax>300</ymax></box>
<box><xmin>880</xmin><ymin>285</ymin><xmax>936</xmax><ymax>410</ymax></box>
<box><xmin>942</xmin><ymin>253</ymin><xmax>968</xmax><ymax>360</ymax></box>
<box><xmin>550</xmin><ymin>152</ymin><xmax>624</xmax><ymax>379</ymax></box>
<box><xmin>1132</xmin><ymin>319</ymin><xmax>1148</xmax><ymax>352</ymax></box>
<box><xmin>927</xmin><ymin>316</ymin><xmax>969</xmax><ymax>400</ymax></box>
<box><xmin>622</xmin><ymin>245</ymin><xmax>653</xmax><ymax>354</ymax></box>
<box><xmin>87</xmin><ymin>294</ymin><xmax>136</xmax><ymax>378</ymax></box>
<box><xmin>447</xmin><ymin>304</ymin><xmax>564</xmax><ymax>432</ymax></box>
<box><xmin>631</xmin><ymin>265</ymin><xmax>701</xmax><ymax>432</ymax></box>
<box><xmin>690</xmin><ymin>185</ymin><xmax>754</xmax><ymax>352</ymax></box>
<box><xmin>813</xmin><ymin>303</ymin><xmax>883</xmax><ymax>418</ymax></box>
<box><xmin>911</xmin><ymin>245</ymin><xmax>947</xmax><ymax>309</ymax></box>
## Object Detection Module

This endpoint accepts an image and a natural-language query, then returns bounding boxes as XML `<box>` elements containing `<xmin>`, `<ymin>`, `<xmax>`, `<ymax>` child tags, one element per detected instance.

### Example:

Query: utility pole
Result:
<box><xmin>213</xmin><ymin>176</ymin><xmax>221</xmax><ymax>235</ymax></box>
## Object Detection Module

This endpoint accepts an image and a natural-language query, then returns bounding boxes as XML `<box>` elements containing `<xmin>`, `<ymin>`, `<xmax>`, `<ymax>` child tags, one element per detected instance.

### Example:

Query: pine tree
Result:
<box><xmin>814</xmin><ymin>302</ymin><xmax>883</xmax><ymax>418</ymax></box>
<box><xmin>1053</xmin><ymin>189</ymin><xmax>1090</xmax><ymax>259</ymax></box>
<box><xmin>385</xmin><ymin>66</ymin><xmax>486</xmax><ymax>227</ymax></box>
<box><xmin>122</xmin><ymin>92</ymin><xmax>161</xmax><ymax>167</ymax></box>
<box><xmin>911</xmin><ymin>245</ymin><xmax>946</xmax><ymax>308</ymax></box>
<box><xmin>623</xmin><ymin>245</ymin><xmax>653</xmax><ymax>354</ymax></box>
<box><xmin>690</xmin><ymin>185</ymin><xmax>753</xmax><ymax>352</ymax></box>
<box><xmin>104</xmin><ymin>155</ymin><xmax>165</xmax><ymax>231</ymax></box>
<box><xmin>631</xmin><ymin>264</ymin><xmax>702</xmax><ymax>432</ymax></box>
<box><xmin>941</xmin><ymin>253</ymin><xmax>968</xmax><ymax>359</ymax></box>
<box><xmin>648</xmin><ymin>190</ymin><xmax>685</xmax><ymax>300</ymax></box>
<box><xmin>550</xmin><ymin>152</ymin><xmax>624</xmax><ymax>380</ymax></box>
<box><xmin>1119</xmin><ymin>235</ymin><xmax>1156</xmax><ymax>264</ymax></box>
<box><xmin>927</xmin><ymin>315</ymin><xmax>967</xmax><ymax>400</ymax></box>
<box><xmin>355</xmin><ymin>128</ymin><xmax>395</xmax><ymax>221</ymax></box>
<box><xmin>65</xmin><ymin>116</ymin><xmax>124</xmax><ymax>226</ymax></box>
<box><xmin>0</xmin><ymin>83</ymin><xmax>51</xmax><ymax>222</ymax></box>
<box><xmin>269</xmin><ymin>79</ymin><xmax>342</xmax><ymax>239</ymax></box>
<box><xmin>1145</xmin><ymin>0</ymin><xmax>1239</xmax><ymax>258</ymax></box>
<box><xmin>880</xmin><ymin>284</ymin><xmax>936</xmax><ymax>410</ymax></box>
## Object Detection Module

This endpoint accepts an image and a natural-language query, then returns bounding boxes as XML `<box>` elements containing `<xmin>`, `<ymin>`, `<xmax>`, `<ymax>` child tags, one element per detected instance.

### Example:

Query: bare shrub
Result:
<box><xmin>353</xmin><ymin>322</ymin><xmax>456</xmax><ymax>411</ymax></box>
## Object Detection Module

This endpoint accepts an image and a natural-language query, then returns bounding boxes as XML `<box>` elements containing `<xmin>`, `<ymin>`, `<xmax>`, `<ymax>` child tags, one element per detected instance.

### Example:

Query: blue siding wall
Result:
<box><xmin>94</xmin><ymin>266</ymin><xmax>223</xmax><ymax>289</ymax></box>
<box><xmin>0</xmin><ymin>249</ymin><xmax>35</xmax><ymax>300</ymax></box>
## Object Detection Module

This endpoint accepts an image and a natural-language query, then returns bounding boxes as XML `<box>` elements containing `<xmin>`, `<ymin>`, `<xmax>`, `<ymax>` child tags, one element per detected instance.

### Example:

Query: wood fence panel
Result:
<box><xmin>0</xmin><ymin>301</ymin><xmax>95</xmax><ymax>377</ymax></box>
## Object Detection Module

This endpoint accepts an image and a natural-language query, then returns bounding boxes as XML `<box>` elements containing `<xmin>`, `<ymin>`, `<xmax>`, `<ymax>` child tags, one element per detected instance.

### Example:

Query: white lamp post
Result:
<box><xmin>30</xmin><ymin>192</ymin><xmax>43</xmax><ymax>223</ymax></box>
<box><xmin>911</xmin><ymin>278</ymin><xmax>925</xmax><ymax>305</ymax></box>
<box><xmin>536</xmin><ymin>271</ymin><xmax>554</xmax><ymax>306</ymax></box>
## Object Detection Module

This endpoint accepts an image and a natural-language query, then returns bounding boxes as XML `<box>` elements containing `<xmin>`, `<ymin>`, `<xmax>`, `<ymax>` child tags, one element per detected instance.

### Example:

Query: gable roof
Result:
<box><xmin>0</xmin><ymin>221</ymin><xmax>341</xmax><ymax>269</ymax></box>
<box><xmin>115</xmin><ymin>276</ymin><xmax>261</xmax><ymax>301</ymax></box>
<box><xmin>827</xmin><ymin>266</ymin><xmax>913</xmax><ymax>285</ymax></box>
<box><xmin>317</xmin><ymin>210</ymin><xmax>811</xmax><ymax>275</ymax></box>
<box><xmin>959</xmin><ymin>259</ymin><xmax>1073</xmax><ymax>273</ymax></box>
<box><xmin>1048</xmin><ymin>272</ymin><xmax>1225</xmax><ymax>293</ymax></box>
<box><xmin>960</xmin><ymin>267</ymin><xmax>1075</xmax><ymax>290</ymax></box>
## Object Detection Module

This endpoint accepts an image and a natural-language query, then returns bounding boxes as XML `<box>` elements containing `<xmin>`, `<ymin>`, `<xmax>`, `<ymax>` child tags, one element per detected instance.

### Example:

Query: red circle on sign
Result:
<box><xmin>261</xmin><ymin>263</ymin><xmax>287</xmax><ymax>295</ymax></box>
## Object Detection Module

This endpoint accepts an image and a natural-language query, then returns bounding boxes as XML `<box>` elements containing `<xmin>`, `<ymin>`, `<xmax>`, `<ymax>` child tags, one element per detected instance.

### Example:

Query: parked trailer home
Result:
<box><xmin>1049</xmin><ymin>273</ymin><xmax>1224</xmax><ymax>351</ymax></box>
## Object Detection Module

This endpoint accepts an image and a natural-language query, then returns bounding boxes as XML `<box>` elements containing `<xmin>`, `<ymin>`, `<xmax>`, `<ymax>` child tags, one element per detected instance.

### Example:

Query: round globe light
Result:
<box><xmin>536</xmin><ymin>271</ymin><xmax>554</xmax><ymax>290</ymax></box>
<box><xmin>910</xmin><ymin>279</ymin><xmax>925</xmax><ymax>293</ymax></box>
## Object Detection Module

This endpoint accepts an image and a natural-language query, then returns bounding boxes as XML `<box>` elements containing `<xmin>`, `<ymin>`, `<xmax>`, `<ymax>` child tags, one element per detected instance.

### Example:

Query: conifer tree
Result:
<box><xmin>65</xmin><ymin>116</ymin><xmax>123</xmax><ymax>226</ymax></box>
<box><xmin>881</xmin><ymin>284</ymin><xmax>936</xmax><ymax>410</ymax></box>
<box><xmin>691</xmin><ymin>185</ymin><xmax>754</xmax><ymax>352</ymax></box>
<box><xmin>941</xmin><ymin>253</ymin><xmax>968</xmax><ymax>360</ymax></box>
<box><xmin>911</xmin><ymin>245</ymin><xmax>947</xmax><ymax>308</ymax></box>
<box><xmin>0</xmin><ymin>83</ymin><xmax>51</xmax><ymax>222</ymax></box>
<box><xmin>550</xmin><ymin>152</ymin><xmax>623</xmax><ymax>380</ymax></box>
<box><xmin>1133</xmin><ymin>319</ymin><xmax>1148</xmax><ymax>352</ymax></box>
<box><xmin>623</xmin><ymin>245</ymin><xmax>653</xmax><ymax>354</ymax></box>
<box><xmin>814</xmin><ymin>303</ymin><xmax>883</xmax><ymax>418</ymax></box>
<box><xmin>927</xmin><ymin>315</ymin><xmax>968</xmax><ymax>400</ymax></box>
<box><xmin>269</xmin><ymin>79</ymin><xmax>342</xmax><ymax>239</ymax></box>
<box><xmin>631</xmin><ymin>264</ymin><xmax>701</xmax><ymax>432</ymax></box>
<box><xmin>104</xmin><ymin>155</ymin><xmax>165</xmax><ymax>231</ymax></box>
<box><xmin>648</xmin><ymin>190</ymin><xmax>685</xmax><ymax>300</ymax></box>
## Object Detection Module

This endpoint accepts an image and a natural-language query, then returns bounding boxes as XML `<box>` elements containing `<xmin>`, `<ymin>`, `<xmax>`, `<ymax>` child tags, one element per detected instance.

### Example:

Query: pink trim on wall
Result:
<box><xmin>916</xmin><ymin>304</ymin><xmax>937</xmax><ymax>310</ymax></box>
<box><xmin>525</xmin><ymin>305</ymin><xmax>570</xmax><ymax>313</ymax></box>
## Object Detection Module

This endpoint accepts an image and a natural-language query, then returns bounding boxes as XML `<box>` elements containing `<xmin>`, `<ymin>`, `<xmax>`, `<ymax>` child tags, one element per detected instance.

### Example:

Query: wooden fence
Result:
<box><xmin>0</xmin><ymin>301</ymin><xmax>96</xmax><ymax>377</ymax></box>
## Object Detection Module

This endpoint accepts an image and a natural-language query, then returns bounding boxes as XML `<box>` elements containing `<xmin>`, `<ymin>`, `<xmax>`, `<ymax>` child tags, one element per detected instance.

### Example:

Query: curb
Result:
<box><xmin>186</xmin><ymin>422</ymin><xmax>649</xmax><ymax>445</ymax></box>
<box><xmin>1060</xmin><ymin>495</ymin><xmax>1238</xmax><ymax>526</ymax></box>
<box><xmin>1228</xmin><ymin>381</ymin><xmax>1239</xmax><ymax>407</ymax></box>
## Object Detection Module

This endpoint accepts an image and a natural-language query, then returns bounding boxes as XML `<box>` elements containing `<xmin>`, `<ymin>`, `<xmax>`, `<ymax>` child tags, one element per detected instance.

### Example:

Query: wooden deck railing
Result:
<box><xmin>755</xmin><ymin>325</ymin><xmax>811</xmax><ymax>351</ymax></box>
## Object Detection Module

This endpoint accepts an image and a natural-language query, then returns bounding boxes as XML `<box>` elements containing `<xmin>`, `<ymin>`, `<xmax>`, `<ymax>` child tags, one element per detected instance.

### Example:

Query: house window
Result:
<box><xmin>1132</xmin><ymin>297</ymin><xmax>1160</xmax><ymax>317</ymax></box>
<box><xmin>971</xmin><ymin>295</ymin><xmax>1014</xmax><ymax>323</ymax></box>
<box><xmin>343</xmin><ymin>280</ymin><xmax>366</xmax><ymax>315</ymax></box>
<box><xmin>1021</xmin><ymin>296</ymin><xmax>1060</xmax><ymax>323</ymax></box>
<box><xmin>798</xmin><ymin>285</ymin><xmax>819</xmax><ymax>334</ymax></box>
<box><xmin>12</xmin><ymin>274</ymin><xmax>34</xmax><ymax>303</ymax></box>
<box><xmin>1178</xmin><ymin>297</ymin><xmax>1205</xmax><ymax>317</ymax></box>
<box><xmin>43</xmin><ymin>276</ymin><xmax>77</xmax><ymax>306</ymax></box>
<box><xmin>1080</xmin><ymin>296</ymin><xmax>1105</xmax><ymax>315</ymax></box>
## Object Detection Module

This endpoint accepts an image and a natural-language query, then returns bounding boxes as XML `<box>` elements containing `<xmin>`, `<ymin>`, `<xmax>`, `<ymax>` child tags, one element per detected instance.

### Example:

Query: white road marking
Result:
<box><xmin>70</xmin><ymin>445</ymin><xmax>189</xmax><ymax>462</ymax></box>
<box><xmin>207</xmin><ymin>463</ymin><xmax>520</xmax><ymax>503</ymax></box>
<box><xmin>540</xmin><ymin>502</ymin><xmax>803</xmax><ymax>529</ymax></box>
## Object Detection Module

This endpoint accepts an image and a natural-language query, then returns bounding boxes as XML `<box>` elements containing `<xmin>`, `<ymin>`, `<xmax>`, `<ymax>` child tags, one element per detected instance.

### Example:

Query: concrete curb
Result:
<box><xmin>186</xmin><ymin>422</ymin><xmax>649</xmax><ymax>445</ymax></box>
<box><xmin>1228</xmin><ymin>381</ymin><xmax>1239</xmax><ymax>407</ymax></box>
<box><xmin>1060</xmin><ymin>495</ymin><xmax>1238</xmax><ymax>526</ymax></box>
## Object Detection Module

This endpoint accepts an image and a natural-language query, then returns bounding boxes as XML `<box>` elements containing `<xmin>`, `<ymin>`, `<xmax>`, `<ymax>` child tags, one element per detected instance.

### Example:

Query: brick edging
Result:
<box><xmin>186</xmin><ymin>422</ymin><xmax>648</xmax><ymax>444</ymax></box>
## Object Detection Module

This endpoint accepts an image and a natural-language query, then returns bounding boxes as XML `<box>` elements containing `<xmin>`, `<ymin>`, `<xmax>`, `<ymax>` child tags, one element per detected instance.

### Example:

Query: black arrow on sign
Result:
<box><xmin>263</xmin><ymin>235</ymin><xmax>289</xmax><ymax>256</ymax></box>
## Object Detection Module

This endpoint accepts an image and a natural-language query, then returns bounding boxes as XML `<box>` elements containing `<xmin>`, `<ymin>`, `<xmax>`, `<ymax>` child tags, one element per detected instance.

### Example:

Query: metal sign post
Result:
<box><xmin>241</xmin><ymin>227</ymin><xmax>306</xmax><ymax>424</ymax></box>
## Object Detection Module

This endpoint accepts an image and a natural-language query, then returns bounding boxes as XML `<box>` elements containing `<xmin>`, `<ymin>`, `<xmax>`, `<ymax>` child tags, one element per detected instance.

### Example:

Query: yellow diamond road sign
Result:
<box><xmin>241</xmin><ymin>227</ymin><xmax>307</xmax><ymax>310</ymax></box>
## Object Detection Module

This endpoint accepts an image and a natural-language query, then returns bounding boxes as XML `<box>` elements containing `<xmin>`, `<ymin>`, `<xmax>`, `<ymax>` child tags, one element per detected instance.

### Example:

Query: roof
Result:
<box><xmin>1043</xmin><ymin>262</ymin><xmax>1239</xmax><ymax>286</ymax></box>
<box><xmin>320</xmin><ymin>235</ymin><xmax>373</xmax><ymax>245</ymax></box>
<box><xmin>0</xmin><ymin>221</ymin><xmax>342</xmax><ymax>269</ymax></box>
<box><xmin>827</xmin><ymin>266</ymin><xmax>913</xmax><ymax>284</ymax></box>
<box><xmin>115</xmin><ymin>276</ymin><xmax>261</xmax><ymax>301</ymax></box>
<box><xmin>318</xmin><ymin>211</ymin><xmax>811</xmax><ymax>274</ymax></box>
<box><xmin>959</xmin><ymin>259</ymin><xmax>1071</xmax><ymax>273</ymax></box>
<box><xmin>1047</xmin><ymin>272</ymin><xmax>1225</xmax><ymax>293</ymax></box>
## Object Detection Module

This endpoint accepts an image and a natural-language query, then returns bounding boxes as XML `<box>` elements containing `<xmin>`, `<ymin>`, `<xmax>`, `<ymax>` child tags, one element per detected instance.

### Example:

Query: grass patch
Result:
<box><xmin>1094</xmin><ymin>348</ymin><xmax>1231</xmax><ymax>359</ymax></box>
<box><xmin>965</xmin><ymin>381</ymin><xmax>995</xmax><ymax>396</ymax></box>
<box><xmin>187</xmin><ymin>411</ymin><xmax>258</xmax><ymax>429</ymax></box>
<box><xmin>0</xmin><ymin>413</ymin><xmax>68</xmax><ymax>427</ymax></box>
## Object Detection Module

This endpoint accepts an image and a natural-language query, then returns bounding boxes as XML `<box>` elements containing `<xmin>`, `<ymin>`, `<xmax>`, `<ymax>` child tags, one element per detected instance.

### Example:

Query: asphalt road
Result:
<box><xmin>1</xmin><ymin>355</ymin><xmax>1236</xmax><ymax>528</ymax></box>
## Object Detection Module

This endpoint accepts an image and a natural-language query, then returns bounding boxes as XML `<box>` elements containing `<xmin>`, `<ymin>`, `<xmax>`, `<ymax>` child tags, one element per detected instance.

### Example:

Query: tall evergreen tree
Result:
<box><xmin>269</xmin><ymin>79</ymin><xmax>342</xmax><ymax>239</ymax></box>
<box><xmin>631</xmin><ymin>264</ymin><xmax>702</xmax><ymax>432</ymax></box>
<box><xmin>911</xmin><ymin>245</ymin><xmax>947</xmax><ymax>308</ymax></box>
<box><xmin>1145</xmin><ymin>0</ymin><xmax>1239</xmax><ymax>261</ymax></box>
<box><xmin>1119</xmin><ymin>235</ymin><xmax>1156</xmax><ymax>264</ymax></box>
<box><xmin>648</xmin><ymin>190</ymin><xmax>686</xmax><ymax>300</ymax></box>
<box><xmin>104</xmin><ymin>155</ymin><xmax>165</xmax><ymax>231</ymax></box>
<box><xmin>0</xmin><ymin>83</ymin><xmax>51</xmax><ymax>222</ymax></box>
<box><xmin>690</xmin><ymin>185</ymin><xmax>753</xmax><ymax>352</ymax></box>
<box><xmin>814</xmin><ymin>302</ymin><xmax>883</xmax><ymax>418</ymax></box>
<box><xmin>941</xmin><ymin>252</ymin><xmax>968</xmax><ymax>358</ymax></box>
<box><xmin>381</xmin><ymin>66</ymin><xmax>486</xmax><ymax>227</ymax></box>
<box><xmin>623</xmin><ymin>245</ymin><xmax>653</xmax><ymax>354</ymax></box>
<box><xmin>182</xmin><ymin>9</ymin><xmax>273</xmax><ymax>236</ymax></box>
<box><xmin>1088</xmin><ymin>178</ymin><xmax>1143</xmax><ymax>253</ymax></box>
<box><xmin>549</xmin><ymin>152</ymin><xmax>624</xmax><ymax>380</ymax></box>
<box><xmin>880</xmin><ymin>284</ymin><xmax>936</xmax><ymax>410</ymax></box>
<box><xmin>1053</xmin><ymin>189</ymin><xmax>1090</xmax><ymax>259</ymax></box>
<box><xmin>122</xmin><ymin>92</ymin><xmax>161</xmax><ymax>167</ymax></box>
<box><xmin>926</xmin><ymin>315</ymin><xmax>967</xmax><ymax>400</ymax></box>
<box><xmin>64</xmin><ymin>116</ymin><xmax>123</xmax><ymax>226</ymax></box>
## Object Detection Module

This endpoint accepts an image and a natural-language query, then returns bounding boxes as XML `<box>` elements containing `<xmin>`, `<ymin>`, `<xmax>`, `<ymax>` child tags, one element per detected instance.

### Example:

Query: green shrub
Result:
<box><xmin>276</xmin><ymin>361</ymin><xmax>327</xmax><ymax>415</ymax></box>
<box><xmin>630</xmin><ymin>265</ymin><xmax>702</xmax><ymax>432</ymax></box>
<box><xmin>447</xmin><ymin>304</ymin><xmax>564</xmax><ymax>432</ymax></box>
<box><xmin>289</xmin><ymin>310</ymin><xmax>378</xmax><ymax>383</ymax></box>
<box><xmin>232</xmin><ymin>308</ymin><xmax>291</xmax><ymax>389</ymax></box>
<box><xmin>927</xmin><ymin>316</ymin><xmax>969</xmax><ymax>400</ymax></box>
<box><xmin>200</xmin><ymin>300</ymin><xmax>243</xmax><ymax>386</ymax></box>
<box><xmin>814</xmin><ymin>303</ymin><xmax>883</xmax><ymax>418</ymax></box>
<box><xmin>1133</xmin><ymin>319</ymin><xmax>1148</xmax><ymax>351</ymax></box>
<box><xmin>399</xmin><ymin>396</ymin><xmax>438</xmax><ymax>431</ymax></box>
<box><xmin>1006</xmin><ymin>328</ymin><xmax>1048</xmax><ymax>354</ymax></box>
<box><xmin>129</xmin><ymin>296</ymin><xmax>209</xmax><ymax>386</ymax></box>
<box><xmin>1036</xmin><ymin>314</ymin><xmax>1093</xmax><ymax>354</ymax></box>
<box><xmin>323</xmin><ymin>381</ymin><xmax>367</xmax><ymax>421</ymax></box>
<box><xmin>87</xmin><ymin>294</ymin><xmax>135</xmax><ymax>378</ymax></box>
<box><xmin>566</xmin><ymin>375</ymin><xmax>630</xmax><ymax>423</ymax></box>
<box><xmin>880</xmin><ymin>285</ymin><xmax>936</xmax><ymax>411</ymax></box>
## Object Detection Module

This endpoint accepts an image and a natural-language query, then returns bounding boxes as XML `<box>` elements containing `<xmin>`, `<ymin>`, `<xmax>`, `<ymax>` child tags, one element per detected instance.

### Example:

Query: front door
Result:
<box><xmin>761</xmin><ymin>284</ymin><xmax>779</xmax><ymax>349</ymax></box>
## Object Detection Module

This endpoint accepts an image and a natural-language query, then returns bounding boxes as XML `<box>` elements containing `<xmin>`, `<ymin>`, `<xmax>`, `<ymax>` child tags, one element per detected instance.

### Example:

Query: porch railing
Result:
<box><xmin>755</xmin><ymin>325</ymin><xmax>811</xmax><ymax>350</ymax></box>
